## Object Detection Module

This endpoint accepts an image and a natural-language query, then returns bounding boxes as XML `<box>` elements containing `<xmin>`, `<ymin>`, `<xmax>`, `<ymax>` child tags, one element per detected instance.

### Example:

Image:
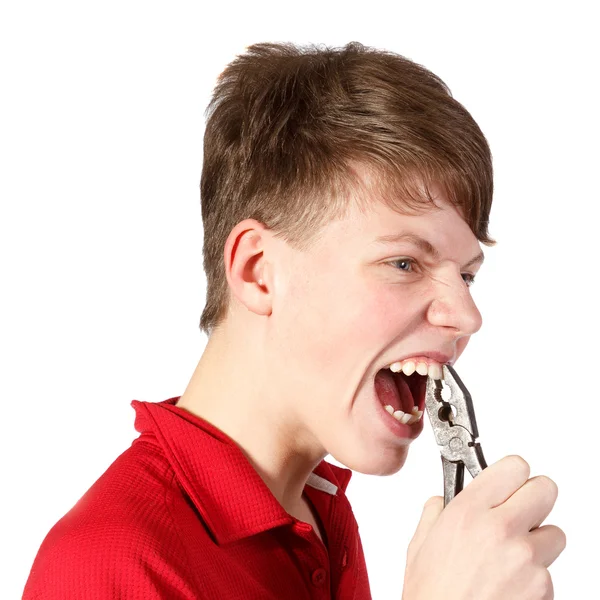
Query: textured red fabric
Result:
<box><xmin>23</xmin><ymin>397</ymin><xmax>372</xmax><ymax>599</ymax></box>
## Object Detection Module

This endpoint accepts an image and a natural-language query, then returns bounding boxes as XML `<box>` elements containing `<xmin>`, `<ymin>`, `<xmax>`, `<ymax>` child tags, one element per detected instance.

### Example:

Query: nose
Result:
<box><xmin>426</xmin><ymin>273</ymin><xmax>483</xmax><ymax>337</ymax></box>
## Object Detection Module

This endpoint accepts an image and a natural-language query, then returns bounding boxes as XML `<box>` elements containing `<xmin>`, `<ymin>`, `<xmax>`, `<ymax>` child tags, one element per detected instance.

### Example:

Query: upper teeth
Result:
<box><xmin>388</xmin><ymin>359</ymin><xmax>443</xmax><ymax>380</ymax></box>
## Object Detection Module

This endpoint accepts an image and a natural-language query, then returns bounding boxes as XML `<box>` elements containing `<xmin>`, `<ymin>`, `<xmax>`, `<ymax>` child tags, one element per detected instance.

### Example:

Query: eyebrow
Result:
<box><xmin>373</xmin><ymin>233</ymin><xmax>485</xmax><ymax>270</ymax></box>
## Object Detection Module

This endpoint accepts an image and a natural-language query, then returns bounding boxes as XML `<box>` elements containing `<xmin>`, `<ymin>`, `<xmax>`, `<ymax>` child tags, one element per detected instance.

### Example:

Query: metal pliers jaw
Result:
<box><xmin>425</xmin><ymin>365</ymin><xmax>488</xmax><ymax>507</ymax></box>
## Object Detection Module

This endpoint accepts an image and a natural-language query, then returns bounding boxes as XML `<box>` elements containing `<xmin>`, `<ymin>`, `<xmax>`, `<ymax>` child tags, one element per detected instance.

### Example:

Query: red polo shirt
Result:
<box><xmin>23</xmin><ymin>397</ymin><xmax>372</xmax><ymax>599</ymax></box>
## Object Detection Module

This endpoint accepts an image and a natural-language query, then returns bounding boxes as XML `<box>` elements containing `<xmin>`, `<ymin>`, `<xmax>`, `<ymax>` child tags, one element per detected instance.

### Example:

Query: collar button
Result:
<box><xmin>311</xmin><ymin>567</ymin><xmax>327</xmax><ymax>587</ymax></box>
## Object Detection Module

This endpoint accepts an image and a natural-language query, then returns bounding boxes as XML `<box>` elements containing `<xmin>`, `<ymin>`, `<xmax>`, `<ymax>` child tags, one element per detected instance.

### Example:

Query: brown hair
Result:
<box><xmin>199</xmin><ymin>42</ymin><xmax>495</xmax><ymax>336</ymax></box>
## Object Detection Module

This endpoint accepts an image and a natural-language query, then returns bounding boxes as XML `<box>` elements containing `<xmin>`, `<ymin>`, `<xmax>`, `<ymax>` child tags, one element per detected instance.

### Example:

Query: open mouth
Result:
<box><xmin>374</xmin><ymin>365</ymin><xmax>430</xmax><ymax>425</ymax></box>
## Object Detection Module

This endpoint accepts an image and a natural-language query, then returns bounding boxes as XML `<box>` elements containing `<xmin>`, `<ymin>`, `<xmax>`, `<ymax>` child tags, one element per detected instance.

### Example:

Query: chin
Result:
<box><xmin>332</xmin><ymin>443</ymin><xmax>410</xmax><ymax>477</ymax></box>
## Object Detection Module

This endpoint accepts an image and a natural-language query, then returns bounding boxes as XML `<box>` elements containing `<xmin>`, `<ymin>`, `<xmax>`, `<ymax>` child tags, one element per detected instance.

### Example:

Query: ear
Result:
<box><xmin>224</xmin><ymin>219</ymin><xmax>272</xmax><ymax>317</ymax></box>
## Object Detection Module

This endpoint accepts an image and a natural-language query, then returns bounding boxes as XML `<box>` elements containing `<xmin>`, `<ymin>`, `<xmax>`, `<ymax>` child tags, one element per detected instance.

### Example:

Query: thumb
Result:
<box><xmin>407</xmin><ymin>496</ymin><xmax>443</xmax><ymax>561</ymax></box>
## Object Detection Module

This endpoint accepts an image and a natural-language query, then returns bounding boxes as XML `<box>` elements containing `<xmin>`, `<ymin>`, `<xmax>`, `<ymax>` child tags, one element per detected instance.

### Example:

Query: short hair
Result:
<box><xmin>199</xmin><ymin>42</ymin><xmax>495</xmax><ymax>336</ymax></box>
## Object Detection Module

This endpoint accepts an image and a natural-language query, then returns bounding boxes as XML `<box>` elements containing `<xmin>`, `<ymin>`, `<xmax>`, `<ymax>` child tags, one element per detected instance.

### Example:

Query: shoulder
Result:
<box><xmin>23</xmin><ymin>437</ymin><xmax>194</xmax><ymax>599</ymax></box>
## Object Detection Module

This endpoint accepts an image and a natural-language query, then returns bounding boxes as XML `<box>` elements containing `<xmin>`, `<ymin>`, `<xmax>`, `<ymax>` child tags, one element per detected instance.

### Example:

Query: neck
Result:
<box><xmin>176</xmin><ymin>319</ymin><xmax>327</xmax><ymax>513</ymax></box>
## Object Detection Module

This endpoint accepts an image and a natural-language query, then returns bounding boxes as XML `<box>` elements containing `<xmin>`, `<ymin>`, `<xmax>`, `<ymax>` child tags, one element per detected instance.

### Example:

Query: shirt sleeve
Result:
<box><xmin>22</xmin><ymin>519</ymin><xmax>200</xmax><ymax>599</ymax></box>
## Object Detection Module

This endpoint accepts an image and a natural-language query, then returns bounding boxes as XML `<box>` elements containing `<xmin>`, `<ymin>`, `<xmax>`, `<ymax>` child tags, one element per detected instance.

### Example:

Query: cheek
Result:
<box><xmin>277</xmin><ymin>259</ymin><xmax>422</xmax><ymax>372</ymax></box>
<box><xmin>368</xmin><ymin>294</ymin><xmax>406</xmax><ymax>331</ymax></box>
<box><xmin>274</xmin><ymin>265</ymin><xmax>362</xmax><ymax>369</ymax></box>
<box><xmin>364</xmin><ymin>284</ymin><xmax>425</xmax><ymax>339</ymax></box>
<box><xmin>280</xmin><ymin>268</ymin><xmax>381</xmax><ymax>369</ymax></box>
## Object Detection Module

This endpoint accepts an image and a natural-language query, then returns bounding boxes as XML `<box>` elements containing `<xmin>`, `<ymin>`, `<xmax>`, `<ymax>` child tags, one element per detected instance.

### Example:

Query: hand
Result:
<box><xmin>402</xmin><ymin>456</ymin><xmax>566</xmax><ymax>600</ymax></box>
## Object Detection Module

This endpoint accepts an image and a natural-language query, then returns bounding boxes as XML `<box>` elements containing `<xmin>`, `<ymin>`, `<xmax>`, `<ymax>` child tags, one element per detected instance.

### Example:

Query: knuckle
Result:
<box><xmin>531</xmin><ymin>567</ymin><xmax>553</xmax><ymax>598</ymax></box>
<box><xmin>424</xmin><ymin>495</ymin><xmax>443</xmax><ymax>510</ymax></box>
<box><xmin>510</xmin><ymin>537</ymin><xmax>535</xmax><ymax>566</ymax></box>
<box><xmin>506</xmin><ymin>455</ymin><xmax>530</xmax><ymax>478</ymax></box>
<box><xmin>535</xmin><ymin>476</ymin><xmax>559</xmax><ymax>500</ymax></box>
<box><xmin>559</xmin><ymin>527</ymin><xmax>567</xmax><ymax>550</ymax></box>
<box><xmin>554</xmin><ymin>526</ymin><xmax>567</xmax><ymax>553</ymax></box>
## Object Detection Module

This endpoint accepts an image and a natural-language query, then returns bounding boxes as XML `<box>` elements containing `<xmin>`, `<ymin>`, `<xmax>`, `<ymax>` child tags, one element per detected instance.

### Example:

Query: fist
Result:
<box><xmin>403</xmin><ymin>456</ymin><xmax>566</xmax><ymax>600</ymax></box>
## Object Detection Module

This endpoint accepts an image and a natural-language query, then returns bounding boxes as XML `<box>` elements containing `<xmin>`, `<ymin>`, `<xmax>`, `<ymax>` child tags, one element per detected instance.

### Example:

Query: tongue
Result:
<box><xmin>374</xmin><ymin>369</ymin><xmax>414</xmax><ymax>413</ymax></box>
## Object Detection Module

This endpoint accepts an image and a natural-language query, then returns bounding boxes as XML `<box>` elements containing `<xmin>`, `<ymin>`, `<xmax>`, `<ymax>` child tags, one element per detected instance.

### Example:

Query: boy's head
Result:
<box><xmin>196</xmin><ymin>43</ymin><xmax>494</xmax><ymax>473</ymax></box>
<box><xmin>200</xmin><ymin>42</ymin><xmax>493</xmax><ymax>337</ymax></box>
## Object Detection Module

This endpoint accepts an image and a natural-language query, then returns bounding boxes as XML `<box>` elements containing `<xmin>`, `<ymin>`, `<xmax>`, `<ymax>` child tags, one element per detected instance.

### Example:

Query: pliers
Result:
<box><xmin>425</xmin><ymin>364</ymin><xmax>488</xmax><ymax>507</ymax></box>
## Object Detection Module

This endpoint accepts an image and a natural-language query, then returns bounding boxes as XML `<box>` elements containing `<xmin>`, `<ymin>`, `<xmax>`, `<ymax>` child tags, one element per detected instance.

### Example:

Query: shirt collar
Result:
<box><xmin>131</xmin><ymin>397</ymin><xmax>352</xmax><ymax>546</ymax></box>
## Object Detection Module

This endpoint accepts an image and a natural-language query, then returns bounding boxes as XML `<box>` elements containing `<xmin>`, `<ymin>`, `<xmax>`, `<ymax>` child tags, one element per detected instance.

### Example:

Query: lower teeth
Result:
<box><xmin>384</xmin><ymin>404</ymin><xmax>423</xmax><ymax>425</ymax></box>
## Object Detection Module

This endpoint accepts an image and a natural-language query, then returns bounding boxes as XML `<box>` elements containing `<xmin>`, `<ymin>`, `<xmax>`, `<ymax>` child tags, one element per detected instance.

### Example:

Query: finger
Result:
<box><xmin>408</xmin><ymin>496</ymin><xmax>443</xmax><ymax>559</ymax></box>
<box><xmin>498</xmin><ymin>475</ymin><xmax>558</xmax><ymax>533</ymax></box>
<box><xmin>528</xmin><ymin>524</ymin><xmax>567</xmax><ymax>567</ymax></box>
<box><xmin>459</xmin><ymin>455</ymin><xmax>530</xmax><ymax>509</ymax></box>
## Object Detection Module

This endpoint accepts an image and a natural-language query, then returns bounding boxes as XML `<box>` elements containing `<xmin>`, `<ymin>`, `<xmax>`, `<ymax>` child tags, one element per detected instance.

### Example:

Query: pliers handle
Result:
<box><xmin>425</xmin><ymin>365</ymin><xmax>488</xmax><ymax>507</ymax></box>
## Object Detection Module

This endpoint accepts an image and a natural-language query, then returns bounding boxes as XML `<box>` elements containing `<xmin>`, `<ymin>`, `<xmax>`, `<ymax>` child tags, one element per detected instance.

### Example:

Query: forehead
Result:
<box><xmin>325</xmin><ymin>197</ymin><xmax>478</xmax><ymax>256</ymax></box>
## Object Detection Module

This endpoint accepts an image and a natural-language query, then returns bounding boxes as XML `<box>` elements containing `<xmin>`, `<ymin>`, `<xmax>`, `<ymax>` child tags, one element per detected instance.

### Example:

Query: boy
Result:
<box><xmin>24</xmin><ymin>42</ymin><xmax>565</xmax><ymax>599</ymax></box>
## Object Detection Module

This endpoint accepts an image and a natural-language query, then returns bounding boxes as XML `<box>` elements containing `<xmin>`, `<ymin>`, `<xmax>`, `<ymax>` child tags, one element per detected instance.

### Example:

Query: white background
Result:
<box><xmin>1</xmin><ymin>1</ymin><xmax>598</xmax><ymax>598</ymax></box>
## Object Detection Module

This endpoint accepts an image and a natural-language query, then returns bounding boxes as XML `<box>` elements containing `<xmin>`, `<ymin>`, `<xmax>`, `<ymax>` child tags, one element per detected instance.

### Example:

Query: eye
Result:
<box><xmin>390</xmin><ymin>258</ymin><xmax>476</xmax><ymax>287</ymax></box>
<box><xmin>462</xmin><ymin>273</ymin><xmax>476</xmax><ymax>287</ymax></box>
<box><xmin>390</xmin><ymin>258</ymin><xmax>415</xmax><ymax>272</ymax></box>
